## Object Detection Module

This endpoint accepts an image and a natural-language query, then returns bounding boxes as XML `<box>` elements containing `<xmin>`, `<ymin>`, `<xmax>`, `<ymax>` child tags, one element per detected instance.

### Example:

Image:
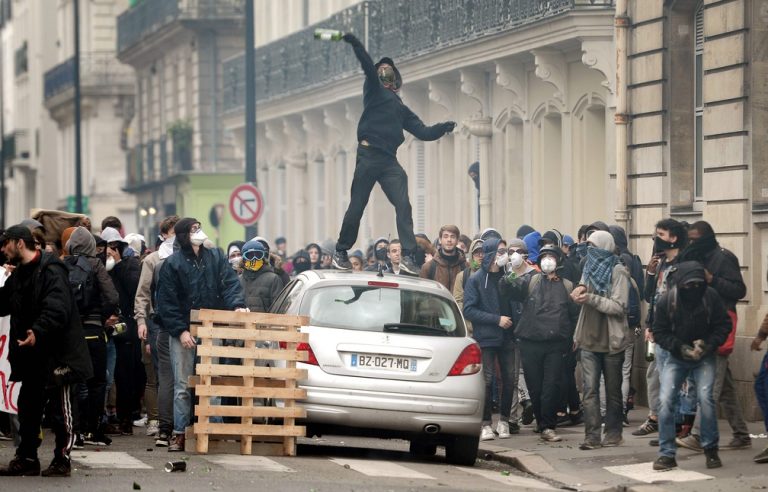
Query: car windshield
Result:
<box><xmin>300</xmin><ymin>285</ymin><xmax>465</xmax><ymax>336</ymax></box>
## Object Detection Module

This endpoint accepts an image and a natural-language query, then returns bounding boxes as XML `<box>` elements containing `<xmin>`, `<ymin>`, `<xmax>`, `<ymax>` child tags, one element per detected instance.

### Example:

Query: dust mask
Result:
<box><xmin>190</xmin><ymin>229</ymin><xmax>208</xmax><ymax>246</ymax></box>
<box><xmin>495</xmin><ymin>253</ymin><xmax>509</xmax><ymax>268</ymax></box>
<box><xmin>509</xmin><ymin>252</ymin><xmax>524</xmax><ymax>269</ymax></box>
<box><xmin>540</xmin><ymin>257</ymin><xmax>557</xmax><ymax>274</ymax></box>
<box><xmin>105</xmin><ymin>256</ymin><xmax>116</xmax><ymax>272</ymax></box>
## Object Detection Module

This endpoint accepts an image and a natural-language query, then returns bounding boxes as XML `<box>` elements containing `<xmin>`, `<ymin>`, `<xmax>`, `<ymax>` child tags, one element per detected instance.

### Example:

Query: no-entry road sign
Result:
<box><xmin>229</xmin><ymin>183</ymin><xmax>264</xmax><ymax>226</ymax></box>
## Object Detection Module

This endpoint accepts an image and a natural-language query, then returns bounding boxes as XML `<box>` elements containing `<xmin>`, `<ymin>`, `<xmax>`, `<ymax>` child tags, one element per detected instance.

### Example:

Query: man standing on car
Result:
<box><xmin>330</xmin><ymin>33</ymin><xmax>456</xmax><ymax>274</ymax></box>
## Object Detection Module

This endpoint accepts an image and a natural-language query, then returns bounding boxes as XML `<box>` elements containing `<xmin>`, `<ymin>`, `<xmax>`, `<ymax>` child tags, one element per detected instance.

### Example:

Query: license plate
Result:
<box><xmin>350</xmin><ymin>353</ymin><xmax>417</xmax><ymax>372</ymax></box>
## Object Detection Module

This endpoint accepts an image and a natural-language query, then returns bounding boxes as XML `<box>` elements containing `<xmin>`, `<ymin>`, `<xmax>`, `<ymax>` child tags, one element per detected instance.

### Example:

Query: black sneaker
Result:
<box><xmin>704</xmin><ymin>448</ymin><xmax>722</xmax><ymax>469</ymax></box>
<box><xmin>653</xmin><ymin>456</ymin><xmax>677</xmax><ymax>471</ymax></box>
<box><xmin>83</xmin><ymin>432</ymin><xmax>112</xmax><ymax>446</ymax></box>
<box><xmin>155</xmin><ymin>432</ymin><xmax>170</xmax><ymax>447</ymax></box>
<box><xmin>521</xmin><ymin>400</ymin><xmax>534</xmax><ymax>425</ymax></box>
<box><xmin>569</xmin><ymin>409</ymin><xmax>584</xmax><ymax>426</ymax></box>
<box><xmin>332</xmin><ymin>250</ymin><xmax>352</xmax><ymax>270</ymax></box>
<box><xmin>41</xmin><ymin>457</ymin><xmax>71</xmax><ymax>477</ymax></box>
<box><xmin>0</xmin><ymin>456</ymin><xmax>41</xmax><ymax>476</ymax></box>
<box><xmin>632</xmin><ymin>418</ymin><xmax>658</xmax><ymax>436</ymax></box>
<box><xmin>754</xmin><ymin>446</ymin><xmax>768</xmax><ymax>464</ymax></box>
<box><xmin>720</xmin><ymin>437</ymin><xmax>751</xmax><ymax>450</ymax></box>
<box><xmin>399</xmin><ymin>255</ymin><xmax>419</xmax><ymax>275</ymax></box>
<box><xmin>649</xmin><ymin>438</ymin><xmax>659</xmax><ymax>446</ymax></box>
<box><xmin>508</xmin><ymin>421</ymin><xmax>521</xmax><ymax>434</ymax></box>
<box><xmin>73</xmin><ymin>434</ymin><xmax>84</xmax><ymax>449</ymax></box>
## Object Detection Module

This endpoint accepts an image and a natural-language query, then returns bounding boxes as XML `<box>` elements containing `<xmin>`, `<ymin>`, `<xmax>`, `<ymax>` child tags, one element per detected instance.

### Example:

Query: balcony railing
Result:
<box><xmin>44</xmin><ymin>52</ymin><xmax>135</xmax><ymax>101</ymax></box>
<box><xmin>222</xmin><ymin>0</ymin><xmax>614</xmax><ymax>111</ymax></box>
<box><xmin>117</xmin><ymin>0</ymin><xmax>244</xmax><ymax>54</ymax></box>
<box><xmin>125</xmin><ymin>135</ymin><xmax>188</xmax><ymax>189</ymax></box>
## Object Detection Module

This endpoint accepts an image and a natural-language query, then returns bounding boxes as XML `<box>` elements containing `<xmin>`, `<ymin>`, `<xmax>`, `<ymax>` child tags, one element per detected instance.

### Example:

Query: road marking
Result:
<box><xmin>459</xmin><ymin>467</ymin><xmax>557</xmax><ymax>490</ymax></box>
<box><xmin>329</xmin><ymin>458</ymin><xmax>434</xmax><ymax>480</ymax></box>
<box><xmin>204</xmin><ymin>455</ymin><xmax>295</xmax><ymax>472</ymax></box>
<box><xmin>604</xmin><ymin>462</ymin><xmax>714</xmax><ymax>483</ymax></box>
<box><xmin>72</xmin><ymin>451</ymin><xmax>152</xmax><ymax>469</ymax></box>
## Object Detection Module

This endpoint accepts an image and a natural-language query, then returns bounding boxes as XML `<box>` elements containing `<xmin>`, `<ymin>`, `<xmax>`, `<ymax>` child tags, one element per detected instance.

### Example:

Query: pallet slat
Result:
<box><xmin>194</xmin><ymin>423</ymin><xmax>306</xmax><ymax>437</ymax></box>
<box><xmin>194</xmin><ymin>384</ymin><xmax>306</xmax><ymax>400</ymax></box>
<box><xmin>195</xmin><ymin>364</ymin><xmax>307</xmax><ymax>379</ymax></box>
<box><xmin>193</xmin><ymin>405</ymin><xmax>305</xmax><ymax>418</ymax></box>
<box><xmin>196</xmin><ymin>309</ymin><xmax>309</xmax><ymax>327</ymax></box>
<box><xmin>191</xmin><ymin>326</ymin><xmax>308</xmax><ymax>342</ymax></box>
<box><xmin>196</xmin><ymin>345</ymin><xmax>309</xmax><ymax>361</ymax></box>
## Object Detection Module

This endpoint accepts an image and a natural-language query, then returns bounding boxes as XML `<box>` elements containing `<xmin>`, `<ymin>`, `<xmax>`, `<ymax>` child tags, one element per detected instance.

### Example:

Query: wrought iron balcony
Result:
<box><xmin>222</xmin><ymin>0</ymin><xmax>614</xmax><ymax>112</ymax></box>
<box><xmin>117</xmin><ymin>0</ymin><xmax>244</xmax><ymax>55</ymax></box>
<box><xmin>44</xmin><ymin>52</ymin><xmax>134</xmax><ymax>102</ymax></box>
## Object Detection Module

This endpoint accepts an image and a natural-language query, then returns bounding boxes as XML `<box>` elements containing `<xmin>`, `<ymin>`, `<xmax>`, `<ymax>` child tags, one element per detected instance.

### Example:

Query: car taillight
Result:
<box><xmin>297</xmin><ymin>342</ymin><xmax>318</xmax><ymax>365</ymax></box>
<box><xmin>448</xmin><ymin>343</ymin><xmax>482</xmax><ymax>376</ymax></box>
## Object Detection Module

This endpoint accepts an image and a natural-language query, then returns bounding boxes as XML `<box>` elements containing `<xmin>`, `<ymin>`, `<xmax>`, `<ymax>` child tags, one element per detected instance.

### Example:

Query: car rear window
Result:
<box><xmin>300</xmin><ymin>285</ymin><xmax>465</xmax><ymax>336</ymax></box>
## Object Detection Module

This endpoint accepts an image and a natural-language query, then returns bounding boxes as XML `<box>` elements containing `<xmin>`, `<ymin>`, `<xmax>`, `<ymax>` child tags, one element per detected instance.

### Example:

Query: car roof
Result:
<box><xmin>295</xmin><ymin>269</ymin><xmax>453</xmax><ymax>297</ymax></box>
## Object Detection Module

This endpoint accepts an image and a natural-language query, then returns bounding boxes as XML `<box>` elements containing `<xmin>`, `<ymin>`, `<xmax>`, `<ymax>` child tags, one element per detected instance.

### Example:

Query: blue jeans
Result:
<box><xmin>105</xmin><ymin>337</ymin><xmax>117</xmax><ymax>403</ymax></box>
<box><xmin>170</xmin><ymin>336</ymin><xmax>197</xmax><ymax>434</ymax></box>
<box><xmin>755</xmin><ymin>350</ymin><xmax>768</xmax><ymax>433</ymax></box>
<box><xmin>658</xmin><ymin>349</ymin><xmax>718</xmax><ymax>458</ymax></box>
<box><xmin>580</xmin><ymin>349</ymin><xmax>624</xmax><ymax>443</ymax></box>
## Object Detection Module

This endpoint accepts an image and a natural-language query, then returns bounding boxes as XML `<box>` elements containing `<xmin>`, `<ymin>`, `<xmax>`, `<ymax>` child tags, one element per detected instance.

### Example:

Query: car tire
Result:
<box><xmin>444</xmin><ymin>434</ymin><xmax>479</xmax><ymax>466</ymax></box>
<box><xmin>409</xmin><ymin>440</ymin><xmax>437</xmax><ymax>457</ymax></box>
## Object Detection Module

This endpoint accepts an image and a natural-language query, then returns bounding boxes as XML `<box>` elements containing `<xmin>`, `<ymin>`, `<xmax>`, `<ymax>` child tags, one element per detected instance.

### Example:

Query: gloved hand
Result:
<box><xmin>692</xmin><ymin>339</ymin><xmax>708</xmax><ymax>357</ymax></box>
<box><xmin>680</xmin><ymin>344</ymin><xmax>702</xmax><ymax>361</ymax></box>
<box><xmin>342</xmin><ymin>33</ymin><xmax>359</xmax><ymax>44</ymax></box>
<box><xmin>440</xmin><ymin>121</ymin><xmax>457</xmax><ymax>134</ymax></box>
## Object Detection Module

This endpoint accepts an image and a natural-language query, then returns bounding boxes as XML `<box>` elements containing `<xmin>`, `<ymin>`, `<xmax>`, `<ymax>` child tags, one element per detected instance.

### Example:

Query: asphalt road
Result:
<box><xmin>0</xmin><ymin>430</ymin><xmax>558</xmax><ymax>491</ymax></box>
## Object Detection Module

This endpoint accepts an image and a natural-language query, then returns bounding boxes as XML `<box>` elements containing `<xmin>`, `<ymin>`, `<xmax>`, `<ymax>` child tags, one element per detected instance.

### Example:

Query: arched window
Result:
<box><xmin>693</xmin><ymin>2</ymin><xmax>704</xmax><ymax>200</ymax></box>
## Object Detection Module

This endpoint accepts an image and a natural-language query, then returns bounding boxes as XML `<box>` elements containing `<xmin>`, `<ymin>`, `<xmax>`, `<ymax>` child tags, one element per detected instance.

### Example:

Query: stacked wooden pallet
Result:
<box><xmin>187</xmin><ymin>309</ymin><xmax>309</xmax><ymax>456</ymax></box>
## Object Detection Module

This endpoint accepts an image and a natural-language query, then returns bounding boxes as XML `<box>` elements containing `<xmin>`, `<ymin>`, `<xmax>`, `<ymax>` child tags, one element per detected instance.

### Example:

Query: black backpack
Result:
<box><xmin>619</xmin><ymin>253</ymin><xmax>644</xmax><ymax>328</ymax></box>
<box><xmin>64</xmin><ymin>255</ymin><xmax>97</xmax><ymax>314</ymax></box>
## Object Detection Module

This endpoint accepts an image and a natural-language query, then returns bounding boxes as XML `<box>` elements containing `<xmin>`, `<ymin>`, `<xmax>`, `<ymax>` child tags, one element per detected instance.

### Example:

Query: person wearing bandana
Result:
<box><xmin>239</xmin><ymin>240</ymin><xmax>283</xmax><ymax>313</ymax></box>
<box><xmin>330</xmin><ymin>33</ymin><xmax>457</xmax><ymax>275</ymax></box>
<box><xmin>651</xmin><ymin>261</ymin><xmax>731</xmax><ymax>471</ymax></box>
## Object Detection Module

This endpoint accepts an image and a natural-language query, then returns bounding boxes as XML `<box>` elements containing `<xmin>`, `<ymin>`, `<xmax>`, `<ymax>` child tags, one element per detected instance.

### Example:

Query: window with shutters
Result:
<box><xmin>693</xmin><ymin>2</ymin><xmax>704</xmax><ymax>200</ymax></box>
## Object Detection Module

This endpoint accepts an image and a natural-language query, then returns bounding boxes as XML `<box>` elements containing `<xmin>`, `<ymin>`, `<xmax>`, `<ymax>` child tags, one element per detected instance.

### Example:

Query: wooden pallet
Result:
<box><xmin>188</xmin><ymin>309</ymin><xmax>309</xmax><ymax>456</ymax></box>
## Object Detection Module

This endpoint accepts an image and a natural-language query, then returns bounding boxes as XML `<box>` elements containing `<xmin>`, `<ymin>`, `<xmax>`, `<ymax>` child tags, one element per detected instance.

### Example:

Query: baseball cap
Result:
<box><xmin>0</xmin><ymin>225</ymin><xmax>35</xmax><ymax>245</ymax></box>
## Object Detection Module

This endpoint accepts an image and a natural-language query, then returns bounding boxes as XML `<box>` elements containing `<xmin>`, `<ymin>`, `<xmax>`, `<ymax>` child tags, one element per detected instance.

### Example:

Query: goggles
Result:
<box><xmin>243</xmin><ymin>249</ymin><xmax>266</xmax><ymax>262</ymax></box>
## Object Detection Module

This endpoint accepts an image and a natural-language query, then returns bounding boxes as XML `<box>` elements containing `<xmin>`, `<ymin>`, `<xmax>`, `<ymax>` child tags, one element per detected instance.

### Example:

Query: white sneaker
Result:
<box><xmin>146</xmin><ymin>420</ymin><xmax>159</xmax><ymax>436</ymax></box>
<box><xmin>480</xmin><ymin>425</ymin><xmax>495</xmax><ymax>441</ymax></box>
<box><xmin>496</xmin><ymin>420</ymin><xmax>511</xmax><ymax>439</ymax></box>
<box><xmin>541</xmin><ymin>429</ymin><xmax>562</xmax><ymax>442</ymax></box>
<box><xmin>133</xmin><ymin>416</ymin><xmax>147</xmax><ymax>427</ymax></box>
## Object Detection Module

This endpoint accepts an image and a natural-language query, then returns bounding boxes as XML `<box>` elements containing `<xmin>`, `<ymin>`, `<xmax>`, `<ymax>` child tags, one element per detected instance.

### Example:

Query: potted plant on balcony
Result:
<box><xmin>168</xmin><ymin>119</ymin><xmax>193</xmax><ymax>171</ymax></box>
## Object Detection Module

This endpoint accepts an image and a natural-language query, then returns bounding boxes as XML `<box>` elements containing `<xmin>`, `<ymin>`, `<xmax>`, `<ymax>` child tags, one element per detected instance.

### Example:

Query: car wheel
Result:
<box><xmin>409</xmin><ymin>439</ymin><xmax>437</xmax><ymax>456</ymax></box>
<box><xmin>444</xmin><ymin>434</ymin><xmax>479</xmax><ymax>466</ymax></box>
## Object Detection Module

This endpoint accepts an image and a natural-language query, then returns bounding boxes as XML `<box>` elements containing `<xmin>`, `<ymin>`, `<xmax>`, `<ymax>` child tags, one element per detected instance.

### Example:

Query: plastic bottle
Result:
<box><xmin>314</xmin><ymin>28</ymin><xmax>343</xmax><ymax>41</ymax></box>
<box><xmin>645</xmin><ymin>340</ymin><xmax>655</xmax><ymax>362</ymax></box>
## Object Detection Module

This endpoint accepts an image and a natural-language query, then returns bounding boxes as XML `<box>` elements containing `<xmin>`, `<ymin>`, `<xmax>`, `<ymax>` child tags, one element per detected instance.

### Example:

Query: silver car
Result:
<box><xmin>271</xmin><ymin>270</ymin><xmax>484</xmax><ymax>466</ymax></box>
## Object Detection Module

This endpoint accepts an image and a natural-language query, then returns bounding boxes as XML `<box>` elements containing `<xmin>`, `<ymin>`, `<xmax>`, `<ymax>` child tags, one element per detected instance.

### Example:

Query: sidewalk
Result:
<box><xmin>478</xmin><ymin>408</ymin><xmax>768</xmax><ymax>492</ymax></box>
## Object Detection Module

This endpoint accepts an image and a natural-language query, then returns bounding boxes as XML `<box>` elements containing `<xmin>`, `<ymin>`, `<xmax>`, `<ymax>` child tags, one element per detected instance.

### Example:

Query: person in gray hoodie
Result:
<box><xmin>571</xmin><ymin>230</ymin><xmax>632</xmax><ymax>450</ymax></box>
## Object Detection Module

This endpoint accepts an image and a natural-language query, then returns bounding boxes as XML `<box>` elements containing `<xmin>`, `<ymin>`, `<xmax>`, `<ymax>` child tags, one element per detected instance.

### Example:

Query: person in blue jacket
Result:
<box><xmin>463</xmin><ymin>237</ymin><xmax>516</xmax><ymax>441</ymax></box>
<box><xmin>155</xmin><ymin>217</ymin><xmax>246</xmax><ymax>452</ymax></box>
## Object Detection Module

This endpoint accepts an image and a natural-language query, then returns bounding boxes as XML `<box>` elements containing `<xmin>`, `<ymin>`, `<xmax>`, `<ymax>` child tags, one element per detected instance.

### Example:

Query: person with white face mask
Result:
<box><xmin>155</xmin><ymin>217</ymin><xmax>247</xmax><ymax>452</ymax></box>
<box><xmin>499</xmin><ymin>245</ymin><xmax>580</xmax><ymax>444</ymax></box>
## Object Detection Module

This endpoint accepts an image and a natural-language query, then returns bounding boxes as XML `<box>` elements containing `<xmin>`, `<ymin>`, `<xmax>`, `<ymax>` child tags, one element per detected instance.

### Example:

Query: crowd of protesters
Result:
<box><xmin>0</xmin><ymin>213</ymin><xmax>767</xmax><ymax>476</ymax></box>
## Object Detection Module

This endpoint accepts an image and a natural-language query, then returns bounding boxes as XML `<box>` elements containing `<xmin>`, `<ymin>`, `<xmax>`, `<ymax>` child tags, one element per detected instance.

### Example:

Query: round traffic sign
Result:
<box><xmin>229</xmin><ymin>183</ymin><xmax>264</xmax><ymax>226</ymax></box>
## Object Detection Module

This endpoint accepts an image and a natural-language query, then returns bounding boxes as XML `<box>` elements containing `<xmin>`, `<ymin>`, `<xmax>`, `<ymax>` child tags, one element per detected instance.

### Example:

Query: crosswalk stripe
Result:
<box><xmin>72</xmin><ymin>451</ymin><xmax>152</xmax><ymax>469</ymax></box>
<box><xmin>459</xmin><ymin>467</ymin><xmax>558</xmax><ymax>490</ymax></box>
<box><xmin>604</xmin><ymin>462</ymin><xmax>714</xmax><ymax>483</ymax></box>
<box><xmin>203</xmin><ymin>455</ymin><xmax>295</xmax><ymax>472</ymax></box>
<box><xmin>329</xmin><ymin>458</ymin><xmax>435</xmax><ymax>480</ymax></box>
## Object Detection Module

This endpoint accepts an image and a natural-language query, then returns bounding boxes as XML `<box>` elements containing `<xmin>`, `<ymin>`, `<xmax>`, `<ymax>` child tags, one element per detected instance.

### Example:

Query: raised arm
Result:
<box><xmin>343</xmin><ymin>33</ymin><xmax>378</xmax><ymax>84</ymax></box>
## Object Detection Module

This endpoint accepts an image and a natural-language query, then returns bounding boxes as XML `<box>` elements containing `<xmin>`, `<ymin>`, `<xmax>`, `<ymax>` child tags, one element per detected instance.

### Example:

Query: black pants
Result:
<box><xmin>520</xmin><ymin>339</ymin><xmax>569</xmax><ymax>431</ymax></box>
<box><xmin>114</xmin><ymin>336</ymin><xmax>145</xmax><ymax>424</ymax></box>
<box><xmin>155</xmin><ymin>330</ymin><xmax>174</xmax><ymax>436</ymax></box>
<box><xmin>559</xmin><ymin>348</ymin><xmax>581</xmax><ymax>413</ymax></box>
<box><xmin>17</xmin><ymin>373</ymin><xmax>74</xmax><ymax>461</ymax></box>
<box><xmin>481</xmin><ymin>339</ymin><xmax>517</xmax><ymax>422</ymax></box>
<box><xmin>78</xmin><ymin>328</ymin><xmax>107</xmax><ymax>435</ymax></box>
<box><xmin>337</xmin><ymin>144</ymin><xmax>416</xmax><ymax>252</ymax></box>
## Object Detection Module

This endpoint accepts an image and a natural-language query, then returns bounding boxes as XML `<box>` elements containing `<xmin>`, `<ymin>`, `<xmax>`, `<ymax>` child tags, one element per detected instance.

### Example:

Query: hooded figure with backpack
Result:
<box><xmin>651</xmin><ymin>261</ymin><xmax>731</xmax><ymax>471</ymax></box>
<box><xmin>452</xmin><ymin>238</ymin><xmax>483</xmax><ymax>335</ymax></box>
<box><xmin>500</xmin><ymin>245</ymin><xmax>580</xmax><ymax>443</ymax></box>
<box><xmin>329</xmin><ymin>32</ymin><xmax>456</xmax><ymax>275</ymax></box>
<box><xmin>63</xmin><ymin>227</ymin><xmax>119</xmax><ymax>447</ymax></box>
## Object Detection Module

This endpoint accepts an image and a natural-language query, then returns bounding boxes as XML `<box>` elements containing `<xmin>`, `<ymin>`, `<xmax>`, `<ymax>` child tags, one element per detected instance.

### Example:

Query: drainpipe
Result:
<box><xmin>614</xmin><ymin>0</ymin><xmax>630</xmax><ymax>231</ymax></box>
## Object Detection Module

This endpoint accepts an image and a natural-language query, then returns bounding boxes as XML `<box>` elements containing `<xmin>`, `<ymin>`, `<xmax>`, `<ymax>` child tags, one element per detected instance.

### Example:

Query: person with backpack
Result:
<box><xmin>420</xmin><ymin>225</ymin><xmax>466</xmax><ymax>291</ymax></box>
<box><xmin>571</xmin><ymin>230</ymin><xmax>632</xmax><ymax>450</ymax></box>
<box><xmin>676</xmin><ymin>221</ymin><xmax>750</xmax><ymax>452</ymax></box>
<box><xmin>101</xmin><ymin>227</ymin><xmax>144</xmax><ymax>436</ymax></box>
<box><xmin>0</xmin><ymin>225</ymin><xmax>93</xmax><ymax>477</ymax></box>
<box><xmin>134</xmin><ymin>215</ymin><xmax>178</xmax><ymax>447</ymax></box>
<box><xmin>500</xmin><ymin>245</ymin><xmax>580</xmax><ymax>443</ymax></box>
<box><xmin>453</xmin><ymin>238</ymin><xmax>484</xmax><ymax>335</ymax></box>
<box><xmin>63</xmin><ymin>227</ymin><xmax>120</xmax><ymax>447</ymax></box>
<box><xmin>651</xmin><ymin>261</ymin><xmax>731</xmax><ymax>471</ymax></box>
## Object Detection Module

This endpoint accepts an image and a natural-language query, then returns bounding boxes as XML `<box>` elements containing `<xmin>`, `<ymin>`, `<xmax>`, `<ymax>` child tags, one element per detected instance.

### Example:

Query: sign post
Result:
<box><xmin>228</xmin><ymin>183</ymin><xmax>263</xmax><ymax>230</ymax></box>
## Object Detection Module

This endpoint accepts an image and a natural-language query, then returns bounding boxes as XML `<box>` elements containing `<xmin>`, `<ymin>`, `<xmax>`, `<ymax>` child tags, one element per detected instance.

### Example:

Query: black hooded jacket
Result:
<box><xmin>678</xmin><ymin>237</ymin><xmax>745</xmax><ymax>311</ymax></box>
<box><xmin>651</xmin><ymin>261</ymin><xmax>731</xmax><ymax>359</ymax></box>
<box><xmin>0</xmin><ymin>252</ymin><xmax>93</xmax><ymax>383</ymax></box>
<box><xmin>344</xmin><ymin>34</ymin><xmax>449</xmax><ymax>156</ymax></box>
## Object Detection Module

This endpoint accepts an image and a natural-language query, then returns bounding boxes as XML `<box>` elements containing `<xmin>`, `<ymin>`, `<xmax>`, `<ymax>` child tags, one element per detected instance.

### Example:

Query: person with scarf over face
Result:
<box><xmin>651</xmin><ymin>261</ymin><xmax>731</xmax><ymax>471</ymax></box>
<box><xmin>240</xmin><ymin>240</ymin><xmax>283</xmax><ymax>313</ymax></box>
<box><xmin>227</xmin><ymin>240</ymin><xmax>245</xmax><ymax>274</ymax></box>
<box><xmin>292</xmin><ymin>250</ymin><xmax>312</xmax><ymax>276</ymax></box>
<box><xmin>571</xmin><ymin>231</ymin><xmax>632</xmax><ymax>450</ymax></box>
<box><xmin>675</xmin><ymin>221</ymin><xmax>750</xmax><ymax>452</ymax></box>
<box><xmin>155</xmin><ymin>218</ymin><xmax>246</xmax><ymax>452</ymax></box>
<box><xmin>463</xmin><ymin>238</ymin><xmax>517</xmax><ymax>441</ymax></box>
